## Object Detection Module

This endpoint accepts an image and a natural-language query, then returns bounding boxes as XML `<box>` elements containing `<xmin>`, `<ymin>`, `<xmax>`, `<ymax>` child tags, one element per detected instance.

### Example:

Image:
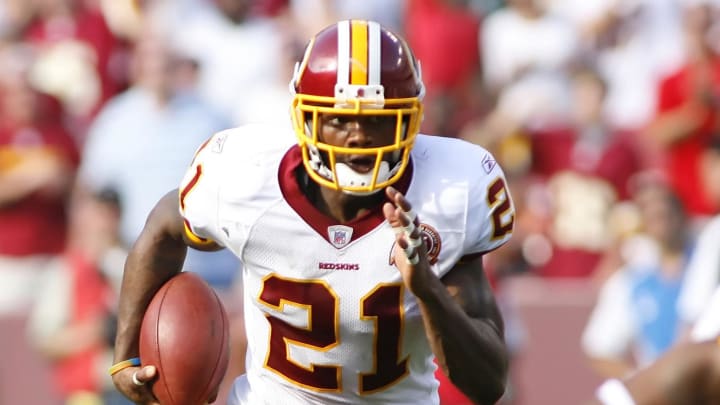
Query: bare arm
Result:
<box><xmin>645</xmin><ymin>104</ymin><xmax>706</xmax><ymax>146</ymax></box>
<box><xmin>421</xmin><ymin>256</ymin><xmax>509</xmax><ymax>405</ymax></box>
<box><xmin>646</xmin><ymin>70</ymin><xmax>716</xmax><ymax>147</ymax></box>
<box><xmin>383</xmin><ymin>187</ymin><xmax>508</xmax><ymax>405</ymax></box>
<box><xmin>584</xmin><ymin>340</ymin><xmax>720</xmax><ymax>405</ymax></box>
<box><xmin>112</xmin><ymin>189</ymin><xmax>222</xmax><ymax>403</ymax></box>
<box><xmin>586</xmin><ymin>356</ymin><xmax>635</xmax><ymax>380</ymax></box>
<box><xmin>112</xmin><ymin>190</ymin><xmax>188</xmax><ymax>364</ymax></box>
<box><xmin>0</xmin><ymin>150</ymin><xmax>74</xmax><ymax>207</ymax></box>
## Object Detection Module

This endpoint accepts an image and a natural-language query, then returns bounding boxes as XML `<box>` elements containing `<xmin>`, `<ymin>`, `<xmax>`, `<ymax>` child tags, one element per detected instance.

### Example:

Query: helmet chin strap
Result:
<box><xmin>307</xmin><ymin>145</ymin><xmax>400</xmax><ymax>195</ymax></box>
<box><xmin>334</xmin><ymin>161</ymin><xmax>391</xmax><ymax>196</ymax></box>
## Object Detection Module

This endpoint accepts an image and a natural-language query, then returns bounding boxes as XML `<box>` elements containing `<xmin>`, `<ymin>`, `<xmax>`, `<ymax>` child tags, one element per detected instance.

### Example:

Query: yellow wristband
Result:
<box><xmin>108</xmin><ymin>357</ymin><xmax>141</xmax><ymax>376</ymax></box>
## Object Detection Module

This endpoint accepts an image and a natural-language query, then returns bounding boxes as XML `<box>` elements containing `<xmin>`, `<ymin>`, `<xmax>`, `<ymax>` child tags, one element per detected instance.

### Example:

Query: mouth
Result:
<box><xmin>345</xmin><ymin>156</ymin><xmax>376</xmax><ymax>173</ymax></box>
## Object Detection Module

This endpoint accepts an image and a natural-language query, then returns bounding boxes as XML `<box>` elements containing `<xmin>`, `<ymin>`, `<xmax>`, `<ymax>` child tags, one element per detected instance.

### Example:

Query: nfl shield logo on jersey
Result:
<box><xmin>328</xmin><ymin>225</ymin><xmax>354</xmax><ymax>249</ymax></box>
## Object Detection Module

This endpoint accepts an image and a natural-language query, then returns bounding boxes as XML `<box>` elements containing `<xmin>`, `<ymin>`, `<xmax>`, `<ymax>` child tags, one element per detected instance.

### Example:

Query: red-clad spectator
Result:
<box><xmin>530</xmin><ymin>125</ymin><xmax>641</xmax><ymax>201</ymax></box>
<box><xmin>0</xmin><ymin>48</ymin><xmax>79</xmax><ymax>303</ymax></box>
<box><xmin>20</xmin><ymin>0</ymin><xmax>127</xmax><ymax>133</ymax></box>
<box><xmin>478</xmin><ymin>67</ymin><xmax>644</xmax><ymax>279</ymax></box>
<box><xmin>527</xmin><ymin>68</ymin><xmax>643</xmax><ymax>278</ymax></box>
<box><xmin>405</xmin><ymin>0</ymin><xmax>484</xmax><ymax>136</ymax></box>
<box><xmin>0</xmin><ymin>45</ymin><xmax>79</xmax><ymax>405</ymax></box>
<box><xmin>646</xmin><ymin>1</ymin><xmax>720</xmax><ymax>219</ymax></box>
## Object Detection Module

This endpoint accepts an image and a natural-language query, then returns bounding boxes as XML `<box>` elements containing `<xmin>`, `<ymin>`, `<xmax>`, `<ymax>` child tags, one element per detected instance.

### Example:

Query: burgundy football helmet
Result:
<box><xmin>290</xmin><ymin>20</ymin><xmax>425</xmax><ymax>194</ymax></box>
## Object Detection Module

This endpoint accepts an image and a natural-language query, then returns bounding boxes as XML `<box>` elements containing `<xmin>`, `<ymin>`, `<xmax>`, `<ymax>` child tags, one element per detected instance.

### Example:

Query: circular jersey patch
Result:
<box><xmin>419</xmin><ymin>223</ymin><xmax>441</xmax><ymax>264</ymax></box>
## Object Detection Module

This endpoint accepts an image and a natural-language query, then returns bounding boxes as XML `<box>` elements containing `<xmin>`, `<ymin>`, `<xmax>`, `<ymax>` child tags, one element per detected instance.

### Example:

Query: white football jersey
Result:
<box><xmin>179</xmin><ymin>123</ymin><xmax>514</xmax><ymax>405</ymax></box>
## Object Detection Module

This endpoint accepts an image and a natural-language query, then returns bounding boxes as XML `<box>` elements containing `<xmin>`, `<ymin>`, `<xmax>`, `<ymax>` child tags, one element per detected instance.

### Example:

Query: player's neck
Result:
<box><xmin>320</xmin><ymin>187</ymin><xmax>383</xmax><ymax>223</ymax></box>
<box><xmin>304</xmin><ymin>176</ymin><xmax>383</xmax><ymax>223</ymax></box>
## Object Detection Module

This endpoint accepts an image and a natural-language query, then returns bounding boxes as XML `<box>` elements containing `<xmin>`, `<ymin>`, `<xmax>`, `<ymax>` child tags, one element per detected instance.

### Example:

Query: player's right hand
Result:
<box><xmin>383</xmin><ymin>186</ymin><xmax>437</xmax><ymax>298</ymax></box>
<box><xmin>112</xmin><ymin>365</ymin><xmax>160</xmax><ymax>405</ymax></box>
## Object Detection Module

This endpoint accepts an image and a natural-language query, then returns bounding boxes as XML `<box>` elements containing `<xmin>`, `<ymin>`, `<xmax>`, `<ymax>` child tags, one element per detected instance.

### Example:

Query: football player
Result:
<box><xmin>110</xmin><ymin>20</ymin><xmax>514</xmax><ymax>405</ymax></box>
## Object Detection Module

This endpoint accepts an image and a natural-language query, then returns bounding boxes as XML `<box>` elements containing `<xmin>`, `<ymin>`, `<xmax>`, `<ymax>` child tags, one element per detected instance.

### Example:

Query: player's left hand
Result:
<box><xmin>112</xmin><ymin>365</ymin><xmax>160</xmax><ymax>405</ymax></box>
<box><xmin>383</xmin><ymin>186</ymin><xmax>437</xmax><ymax>297</ymax></box>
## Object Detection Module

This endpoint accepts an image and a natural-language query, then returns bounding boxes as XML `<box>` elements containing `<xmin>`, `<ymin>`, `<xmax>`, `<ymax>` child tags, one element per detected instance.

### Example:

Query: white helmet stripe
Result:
<box><xmin>368</xmin><ymin>21</ymin><xmax>381</xmax><ymax>86</ymax></box>
<box><xmin>337</xmin><ymin>20</ymin><xmax>350</xmax><ymax>86</ymax></box>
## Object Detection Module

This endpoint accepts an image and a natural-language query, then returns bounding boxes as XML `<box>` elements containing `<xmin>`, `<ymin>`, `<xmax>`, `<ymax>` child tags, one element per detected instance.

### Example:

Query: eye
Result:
<box><xmin>325</xmin><ymin>115</ymin><xmax>353</xmax><ymax>127</ymax></box>
<box><xmin>366</xmin><ymin>115</ymin><xmax>395</xmax><ymax>127</ymax></box>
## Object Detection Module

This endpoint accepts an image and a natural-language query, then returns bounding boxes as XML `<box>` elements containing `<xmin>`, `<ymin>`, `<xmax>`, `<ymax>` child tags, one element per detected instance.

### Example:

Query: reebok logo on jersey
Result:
<box><xmin>212</xmin><ymin>133</ymin><xmax>228</xmax><ymax>153</ymax></box>
<box><xmin>318</xmin><ymin>262</ymin><xmax>360</xmax><ymax>271</ymax></box>
<box><xmin>482</xmin><ymin>153</ymin><xmax>496</xmax><ymax>174</ymax></box>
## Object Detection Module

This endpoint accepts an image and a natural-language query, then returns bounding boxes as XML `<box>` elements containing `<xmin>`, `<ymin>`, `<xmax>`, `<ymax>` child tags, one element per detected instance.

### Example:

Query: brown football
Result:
<box><xmin>140</xmin><ymin>271</ymin><xmax>230</xmax><ymax>405</ymax></box>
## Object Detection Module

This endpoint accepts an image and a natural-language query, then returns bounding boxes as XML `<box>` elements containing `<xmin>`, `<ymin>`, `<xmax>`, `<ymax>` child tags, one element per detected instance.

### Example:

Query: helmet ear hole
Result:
<box><xmin>400</xmin><ymin>116</ymin><xmax>410</xmax><ymax>140</ymax></box>
<box><xmin>303</xmin><ymin>112</ymin><xmax>312</xmax><ymax>130</ymax></box>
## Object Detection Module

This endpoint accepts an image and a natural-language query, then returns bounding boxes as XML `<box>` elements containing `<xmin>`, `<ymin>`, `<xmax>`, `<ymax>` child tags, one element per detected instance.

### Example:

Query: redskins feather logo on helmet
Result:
<box><xmin>290</xmin><ymin>20</ymin><xmax>425</xmax><ymax>195</ymax></box>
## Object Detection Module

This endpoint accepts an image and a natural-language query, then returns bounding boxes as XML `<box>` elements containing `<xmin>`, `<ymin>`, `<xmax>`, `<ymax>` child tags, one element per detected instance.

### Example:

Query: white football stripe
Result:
<box><xmin>368</xmin><ymin>21</ymin><xmax>381</xmax><ymax>86</ymax></box>
<box><xmin>337</xmin><ymin>20</ymin><xmax>350</xmax><ymax>85</ymax></box>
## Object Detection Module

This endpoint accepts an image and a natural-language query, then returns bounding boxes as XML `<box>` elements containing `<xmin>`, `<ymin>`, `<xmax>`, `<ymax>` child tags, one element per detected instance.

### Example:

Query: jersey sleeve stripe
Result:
<box><xmin>183</xmin><ymin>219</ymin><xmax>215</xmax><ymax>246</ymax></box>
<box><xmin>179</xmin><ymin>164</ymin><xmax>203</xmax><ymax>211</ymax></box>
<box><xmin>190</xmin><ymin>137</ymin><xmax>212</xmax><ymax>165</ymax></box>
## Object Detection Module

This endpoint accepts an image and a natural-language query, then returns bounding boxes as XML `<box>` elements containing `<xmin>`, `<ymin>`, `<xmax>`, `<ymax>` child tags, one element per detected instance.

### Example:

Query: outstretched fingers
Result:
<box><xmin>385</xmin><ymin>187</ymin><xmax>423</xmax><ymax>265</ymax></box>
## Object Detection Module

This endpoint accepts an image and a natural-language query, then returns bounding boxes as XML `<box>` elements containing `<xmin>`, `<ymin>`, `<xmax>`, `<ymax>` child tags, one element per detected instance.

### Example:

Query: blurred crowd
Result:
<box><xmin>1</xmin><ymin>0</ymin><xmax>720</xmax><ymax>404</ymax></box>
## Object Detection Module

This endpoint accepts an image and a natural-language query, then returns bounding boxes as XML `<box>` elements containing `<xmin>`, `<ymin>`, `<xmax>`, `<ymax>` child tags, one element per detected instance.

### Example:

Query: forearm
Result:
<box><xmin>586</xmin><ymin>341</ymin><xmax>720</xmax><ymax>405</ymax></box>
<box><xmin>649</xmin><ymin>104</ymin><xmax>706</xmax><ymax>146</ymax></box>
<box><xmin>114</xmin><ymin>193</ymin><xmax>188</xmax><ymax>362</ymax></box>
<box><xmin>0</xmin><ymin>154</ymin><xmax>73</xmax><ymax>207</ymax></box>
<box><xmin>587</xmin><ymin>356</ymin><xmax>635</xmax><ymax>379</ymax></box>
<box><xmin>114</xmin><ymin>232</ymin><xmax>187</xmax><ymax>362</ymax></box>
<box><xmin>416</xmin><ymin>276</ymin><xmax>508</xmax><ymax>405</ymax></box>
<box><xmin>383</xmin><ymin>188</ymin><xmax>509</xmax><ymax>403</ymax></box>
<box><xmin>0</xmin><ymin>171</ymin><xmax>48</xmax><ymax>206</ymax></box>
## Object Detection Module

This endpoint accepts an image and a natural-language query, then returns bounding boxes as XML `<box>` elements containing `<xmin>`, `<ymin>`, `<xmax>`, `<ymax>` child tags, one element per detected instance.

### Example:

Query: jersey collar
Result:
<box><xmin>278</xmin><ymin>145</ymin><xmax>413</xmax><ymax>247</ymax></box>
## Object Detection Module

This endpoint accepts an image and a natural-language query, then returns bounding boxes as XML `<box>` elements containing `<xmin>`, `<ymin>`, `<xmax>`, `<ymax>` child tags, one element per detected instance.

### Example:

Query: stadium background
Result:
<box><xmin>1</xmin><ymin>0</ymin><xmax>719</xmax><ymax>404</ymax></box>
